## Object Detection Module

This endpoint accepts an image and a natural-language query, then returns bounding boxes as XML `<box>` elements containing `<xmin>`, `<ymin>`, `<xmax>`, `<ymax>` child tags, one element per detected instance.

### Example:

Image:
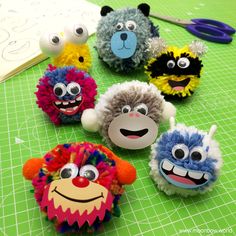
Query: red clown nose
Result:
<box><xmin>72</xmin><ymin>176</ymin><xmax>90</xmax><ymax>188</ymax></box>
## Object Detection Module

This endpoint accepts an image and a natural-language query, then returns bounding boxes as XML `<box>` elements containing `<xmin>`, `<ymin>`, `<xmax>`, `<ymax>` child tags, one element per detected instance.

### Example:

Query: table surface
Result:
<box><xmin>0</xmin><ymin>0</ymin><xmax>236</xmax><ymax>235</ymax></box>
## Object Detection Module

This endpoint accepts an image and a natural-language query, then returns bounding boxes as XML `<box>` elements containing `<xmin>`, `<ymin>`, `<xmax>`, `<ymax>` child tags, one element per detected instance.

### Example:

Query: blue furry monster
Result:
<box><xmin>149</xmin><ymin>118</ymin><xmax>223</xmax><ymax>197</ymax></box>
<box><xmin>96</xmin><ymin>3</ymin><xmax>159</xmax><ymax>72</ymax></box>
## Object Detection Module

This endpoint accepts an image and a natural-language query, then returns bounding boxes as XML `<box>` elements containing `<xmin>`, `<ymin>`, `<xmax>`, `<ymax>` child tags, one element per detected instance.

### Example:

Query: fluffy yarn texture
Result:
<box><xmin>23</xmin><ymin>142</ymin><xmax>136</xmax><ymax>233</ymax></box>
<box><xmin>145</xmin><ymin>42</ymin><xmax>205</xmax><ymax>98</ymax></box>
<box><xmin>96</xmin><ymin>7</ymin><xmax>158</xmax><ymax>72</ymax></box>
<box><xmin>95</xmin><ymin>81</ymin><xmax>165</xmax><ymax>147</ymax></box>
<box><xmin>53</xmin><ymin>43</ymin><xmax>91</xmax><ymax>72</ymax></box>
<box><xmin>35</xmin><ymin>65</ymin><xmax>97</xmax><ymax>125</ymax></box>
<box><xmin>149</xmin><ymin>123</ymin><xmax>222</xmax><ymax>197</ymax></box>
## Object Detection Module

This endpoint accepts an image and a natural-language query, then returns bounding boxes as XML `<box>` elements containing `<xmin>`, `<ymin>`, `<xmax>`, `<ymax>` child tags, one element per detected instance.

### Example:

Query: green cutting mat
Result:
<box><xmin>1</xmin><ymin>0</ymin><xmax>236</xmax><ymax>235</ymax></box>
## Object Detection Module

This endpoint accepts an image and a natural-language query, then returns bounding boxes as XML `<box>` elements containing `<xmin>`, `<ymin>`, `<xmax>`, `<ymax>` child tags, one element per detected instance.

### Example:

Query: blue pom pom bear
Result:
<box><xmin>96</xmin><ymin>3</ymin><xmax>159</xmax><ymax>72</ymax></box>
<box><xmin>149</xmin><ymin>117</ymin><xmax>223</xmax><ymax>197</ymax></box>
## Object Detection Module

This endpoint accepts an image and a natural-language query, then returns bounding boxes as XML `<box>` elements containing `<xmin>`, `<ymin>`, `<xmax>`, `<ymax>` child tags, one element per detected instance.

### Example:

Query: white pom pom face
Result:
<box><xmin>39</xmin><ymin>32</ymin><xmax>64</xmax><ymax>57</ymax></box>
<box><xmin>64</xmin><ymin>23</ymin><xmax>89</xmax><ymax>44</ymax></box>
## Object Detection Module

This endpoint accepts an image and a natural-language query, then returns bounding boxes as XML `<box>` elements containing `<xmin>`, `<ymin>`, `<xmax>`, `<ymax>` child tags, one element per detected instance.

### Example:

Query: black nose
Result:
<box><xmin>120</xmin><ymin>33</ymin><xmax>127</xmax><ymax>41</ymax></box>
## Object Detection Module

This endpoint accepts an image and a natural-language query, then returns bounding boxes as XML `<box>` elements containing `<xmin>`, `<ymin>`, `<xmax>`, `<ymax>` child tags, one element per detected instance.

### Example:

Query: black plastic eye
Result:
<box><xmin>53</xmin><ymin>83</ymin><xmax>67</xmax><ymax>97</ymax></box>
<box><xmin>78</xmin><ymin>56</ymin><xmax>84</xmax><ymax>62</ymax></box>
<box><xmin>167</xmin><ymin>60</ymin><xmax>175</xmax><ymax>69</ymax></box>
<box><xmin>122</xmin><ymin>105</ymin><xmax>131</xmax><ymax>113</ymax></box>
<box><xmin>172</xmin><ymin>144</ymin><xmax>189</xmax><ymax>160</ymax></box>
<box><xmin>134</xmin><ymin>103</ymin><xmax>148</xmax><ymax>115</ymax></box>
<box><xmin>116</xmin><ymin>23</ymin><xmax>124</xmax><ymax>30</ymax></box>
<box><xmin>125</xmin><ymin>21</ymin><xmax>137</xmax><ymax>31</ymax></box>
<box><xmin>60</xmin><ymin>163</ymin><xmax>78</xmax><ymax>179</ymax></box>
<box><xmin>79</xmin><ymin>165</ymin><xmax>99</xmax><ymax>181</ymax></box>
<box><xmin>51</xmin><ymin>35</ymin><xmax>60</xmax><ymax>44</ymax></box>
<box><xmin>76</xmin><ymin>27</ymin><xmax>83</xmax><ymax>35</ymax></box>
<box><xmin>67</xmin><ymin>82</ymin><xmax>81</xmax><ymax>96</ymax></box>
<box><xmin>177</xmin><ymin>57</ymin><xmax>190</xmax><ymax>68</ymax></box>
<box><xmin>190</xmin><ymin>147</ymin><xmax>207</xmax><ymax>162</ymax></box>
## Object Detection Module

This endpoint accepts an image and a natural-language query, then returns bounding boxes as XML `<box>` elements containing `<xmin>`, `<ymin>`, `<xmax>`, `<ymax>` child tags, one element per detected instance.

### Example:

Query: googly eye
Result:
<box><xmin>39</xmin><ymin>32</ymin><xmax>64</xmax><ymax>57</ymax></box>
<box><xmin>167</xmin><ymin>60</ymin><xmax>175</xmax><ymax>69</ymax></box>
<box><xmin>67</xmin><ymin>82</ymin><xmax>81</xmax><ymax>96</ymax></box>
<box><xmin>116</xmin><ymin>22</ymin><xmax>124</xmax><ymax>31</ymax></box>
<box><xmin>79</xmin><ymin>164</ymin><xmax>99</xmax><ymax>181</ymax></box>
<box><xmin>122</xmin><ymin>105</ymin><xmax>131</xmax><ymax>113</ymax></box>
<box><xmin>172</xmin><ymin>144</ymin><xmax>189</xmax><ymax>160</ymax></box>
<box><xmin>60</xmin><ymin>163</ymin><xmax>78</xmax><ymax>179</ymax></box>
<box><xmin>125</xmin><ymin>20</ymin><xmax>137</xmax><ymax>31</ymax></box>
<box><xmin>53</xmin><ymin>83</ymin><xmax>67</xmax><ymax>97</ymax></box>
<box><xmin>134</xmin><ymin>103</ymin><xmax>148</xmax><ymax>115</ymax></box>
<box><xmin>177</xmin><ymin>57</ymin><xmax>190</xmax><ymax>68</ymax></box>
<box><xmin>64</xmin><ymin>23</ymin><xmax>89</xmax><ymax>44</ymax></box>
<box><xmin>190</xmin><ymin>147</ymin><xmax>207</xmax><ymax>162</ymax></box>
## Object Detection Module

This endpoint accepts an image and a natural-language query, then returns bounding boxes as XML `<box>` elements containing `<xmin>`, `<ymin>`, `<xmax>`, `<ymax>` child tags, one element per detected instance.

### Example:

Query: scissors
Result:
<box><xmin>150</xmin><ymin>13</ymin><xmax>235</xmax><ymax>44</ymax></box>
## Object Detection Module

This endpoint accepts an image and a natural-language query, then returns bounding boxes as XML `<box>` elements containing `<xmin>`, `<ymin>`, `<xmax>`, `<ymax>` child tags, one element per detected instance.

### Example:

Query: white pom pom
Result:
<box><xmin>189</xmin><ymin>40</ymin><xmax>208</xmax><ymax>57</ymax></box>
<box><xmin>161</xmin><ymin>102</ymin><xmax>176</xmax><ymax>122</ymax></box>
<box><xmin>81</xmin><ymin>109</ymin><xmax>99</xmax><ymax>132</ymax></box>
<box><xmin>146</xmin><ymin>37</ymin><xmax>167</xmax><ymax>57</ymax></box>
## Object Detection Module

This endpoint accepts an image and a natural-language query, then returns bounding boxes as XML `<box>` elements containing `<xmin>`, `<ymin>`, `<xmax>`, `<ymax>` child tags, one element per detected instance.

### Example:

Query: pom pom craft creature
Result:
<box><xmin>35</xmin><ymin>65</ymin><xmax>97</xmax><ymax>125</ymax></box>
<box><xmin>145</xmin><ymin>39</ymin><xmax>207</xmax><ymax>98</ymax></box>
<box><xmin>149</xmin><ymin>117</ymin><xmax>223</xmax><ymax>197</ymax></box>
<box><xmin>96</xmin><ymin>3</ymin><xmax>159</xmax><ymax>72</ymax></box>
<box><xmin>22</xmin><ymin>142</ymin><xmax>136</xmax><ymax>233</ymax></box>
<box><xmin>39</xmin><ymin>23</ymin><xmax>91</xmax><ymax>72</ymax></box>
<box><xmin>81</xmin><ymin>81</ymin><xmax>176</xmax><ymax>150</ymax></box>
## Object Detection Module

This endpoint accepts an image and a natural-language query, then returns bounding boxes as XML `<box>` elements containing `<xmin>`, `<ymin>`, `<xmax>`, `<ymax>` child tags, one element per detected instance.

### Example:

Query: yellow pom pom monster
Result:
<box><xmin>39</xmin><ymin>23</ymin><xmax>91</xmax><ymax>72</ymax></box>
<box><xmin>145</xmin><ymin>39</ymin><xmax>207</xmax><ymax>98</ymax></box>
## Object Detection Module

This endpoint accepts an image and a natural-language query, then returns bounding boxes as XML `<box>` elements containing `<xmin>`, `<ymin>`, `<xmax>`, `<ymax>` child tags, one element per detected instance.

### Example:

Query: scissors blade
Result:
<box><xmin>150</xmin><ymin>12</ymin><xmax>193</xmax><ymax>26</ymax></box>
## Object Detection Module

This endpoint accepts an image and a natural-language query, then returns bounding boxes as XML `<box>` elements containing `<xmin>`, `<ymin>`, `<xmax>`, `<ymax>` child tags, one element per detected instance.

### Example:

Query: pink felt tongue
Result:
<box><xmin>66</xmin><ymin>108</ymin><xmax>75</xmax><ymax>113</ymax></box>
<box><xmin>173</xmin><ymin>86</ymin><xmax>184</xmax><ymax>91</ymax></box>
<box><xmin>168</xmin><ymin>174</ymin><xmax>196</xmax><ymax>185</ymax></box>
<box><xmin>127</xmin><ymin>135</ymin><xmax>140</xmax><ymax>139</ymax></box>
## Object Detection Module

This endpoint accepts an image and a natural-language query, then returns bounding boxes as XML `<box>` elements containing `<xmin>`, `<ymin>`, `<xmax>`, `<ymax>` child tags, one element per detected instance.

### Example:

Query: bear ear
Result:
<box><xmin>22</xmin><ymin>158</ymin><xmax>44</xmax><ymax>180</ymax></box>
<box><xmin>100</xmin><ymin>6</ymin><xmax>114</xmax><ymax>16</ymax></box>
<box><xmin>137</xmin><ymin>3</ymin><xmax>150</xmax><ymax>17</ymax></box>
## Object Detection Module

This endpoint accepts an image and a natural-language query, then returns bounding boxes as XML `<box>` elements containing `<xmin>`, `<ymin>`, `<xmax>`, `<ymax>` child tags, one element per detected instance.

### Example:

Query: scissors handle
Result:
<box><xmin>186</xmin><ymin>24</ymin><xmax>232</xmax><ymax>43</ymax></box>
<box><xmin>192</xmin><ymin>18</ymin><xmax>236</xmax><ymax>35</ymax></box>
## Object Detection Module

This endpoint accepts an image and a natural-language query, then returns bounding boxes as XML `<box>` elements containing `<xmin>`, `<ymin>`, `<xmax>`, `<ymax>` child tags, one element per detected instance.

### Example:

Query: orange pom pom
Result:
<box><xmin>96</xmin><ymin>144</ymin><xmax>137</xmax><ymax>185</ymax></box>
<box><xmin>22</xmin><ymin>158</ymin><xmax>44</xmax><ymax>180</ymax></box>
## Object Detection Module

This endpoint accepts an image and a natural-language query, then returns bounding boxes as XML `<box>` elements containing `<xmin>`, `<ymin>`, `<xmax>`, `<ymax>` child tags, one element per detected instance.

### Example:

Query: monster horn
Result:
<box><xmin>208</xmin><ymin>125</ymin><xmax>217</xmax><ymax>140</ymax></box>
<box><xmin>96</xmin><ymin>144</ymin><xmax>136</xmax><ymax>185</ymax></box>
<box><xmin>22</xmin><ymin>158</ymin><xmax>44</xmax><ymax>180</ymax></box>
<box><xmin>169</xmin><ymin>117</ymin><xmax>175</xmax><ymax>131</ymax></box>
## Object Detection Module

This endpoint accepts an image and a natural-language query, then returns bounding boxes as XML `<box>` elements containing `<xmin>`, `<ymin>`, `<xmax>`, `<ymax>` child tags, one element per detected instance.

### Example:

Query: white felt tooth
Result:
<box><xmin>162</xmin><ymin>160</ymin><xmax>173</xmax><ymax>171</ymax></box>
<box><xmin>203</xmin><ymin>173</ymin><xmax>209</xmax><ymax>180</ymax></box>
<box><xmin>76</xmin><ymin>96</ymin><xmax>82</xmax><ymax>101</ymax></box>
<box><xmin>55</xmin><ymin>101</ymin><xmax>61</xmax><ymax>105</ymax></box>
<box><xmin>63</xmin><ymin>102</ymin><xmax>69</xmax><ymax>105</ymax></box>
<box><xmin>60</xmin><ymin>108</ymin><xmax>66</xmax><ymax>112</ymax></box>
<box><xmin>173</xmin><ymin>166</ymin><xmax>187</xmax><ymax>176</ymax></box>
<box><xmin>70</xmin><ymin>100</ymin><xmax>76</xmax><ymax>103</ymax></box>
<box><xmin>73</xmin><ymin>106</ymin><xmax>78</xmax><ymax>111</ymax></box>
<box><xmin>188</xmin><ymin>170</ymin><xmax>203</xmax><ymax>179</ymax></box>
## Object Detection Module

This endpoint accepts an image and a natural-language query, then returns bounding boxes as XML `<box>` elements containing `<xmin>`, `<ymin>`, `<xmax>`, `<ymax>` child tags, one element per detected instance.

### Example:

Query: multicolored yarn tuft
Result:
<box><xmin>23</xmin><ymin>142</ymin><xmax>136</xmax><ymax>233</ymax></box>
<box><xmin>35</xmin><ymin>65</ymin><xmax>97</xmax><ymax>125</ymax></box>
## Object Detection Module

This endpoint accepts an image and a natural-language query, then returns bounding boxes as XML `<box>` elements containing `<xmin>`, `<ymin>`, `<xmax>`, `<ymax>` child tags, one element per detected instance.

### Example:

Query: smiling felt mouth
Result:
<box><xmin>168</xmin><ymin>78</ymin><xmax>190</xmax><ymax>91</ymax></box>
<box><xmin>52</xmin><ymin>186</ymin><xmax>104</xmax><ymax>203</ymax></box>
<box><xmin>120</xmin><ymin>128</ymin><xmax>148</xmax><ymax>139</ymax></box>
<box><xmin>161</xmin><ymin>159</ymin><xmax>210</xmax><ymax>186</ymax></box>
<box><xmin>53</xmin><ymin>96</ymin><xmax>82</xmax><ymax>116</ymax></box>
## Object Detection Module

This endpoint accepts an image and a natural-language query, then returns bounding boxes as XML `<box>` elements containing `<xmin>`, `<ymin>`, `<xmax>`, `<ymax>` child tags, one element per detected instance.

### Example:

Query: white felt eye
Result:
<box><xmin>53</xmin><ymin>83</ymin><xmax>67</xmax><ymax>97</ymax></box>
<box><xmin>122</xmin><ymin>105</ymin><xmax>131</xmax><ymax>113</ymax></box>
<box><xmin>116</xmin><ymin>22</ymin><xmax>124</xmax><ymax>31</ymax></box>
<box><xmin>67</xmin><ymin>82</ymin><xmax>81</xmax><ymax>96</ymax></box>
<box><xmin>134</xmin><ymin>103</ymin><xmax>148</xmax><ymax>115</ymax></box>
<box><xmin>60</xmin><ymin>163</ymin><xmax>78</xmax><ymax>179</ymax></box>
<box><xmin>167</xmin><ymin>60</ymin><xmax>175</xmax><ymax>69</ymax></box>
<box><xmin>79</xmin><ymin>165</ymin><xmax>99</xmax><ymax>181</ymax></box>
<box><xmin>172</xmin><ymin>144</ymin><xmax>189</xmax><ymax>160</ymax></box>
<box><xmin>39</xmin><ymin>32</ymin><xmax>64</xmax><ymax>57</ymax></box>
<box><xmin>177</xmin><ymin>57</ymin><xmax>190</xmax><ymax>68</ymax></box>
<box><xmin>64</xmin><ymin>23</ymin><xmax>89</xmax><ymax>44</ymax></box>
<box><xmin>190</xmin><ymin>147</ymin><xmax>207</xmax><ymax>162</ymax></box>
<box><xmin>125</xmin><ymin>20</ymin><xmax>137</xmax><ymax>31</ymax></box>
